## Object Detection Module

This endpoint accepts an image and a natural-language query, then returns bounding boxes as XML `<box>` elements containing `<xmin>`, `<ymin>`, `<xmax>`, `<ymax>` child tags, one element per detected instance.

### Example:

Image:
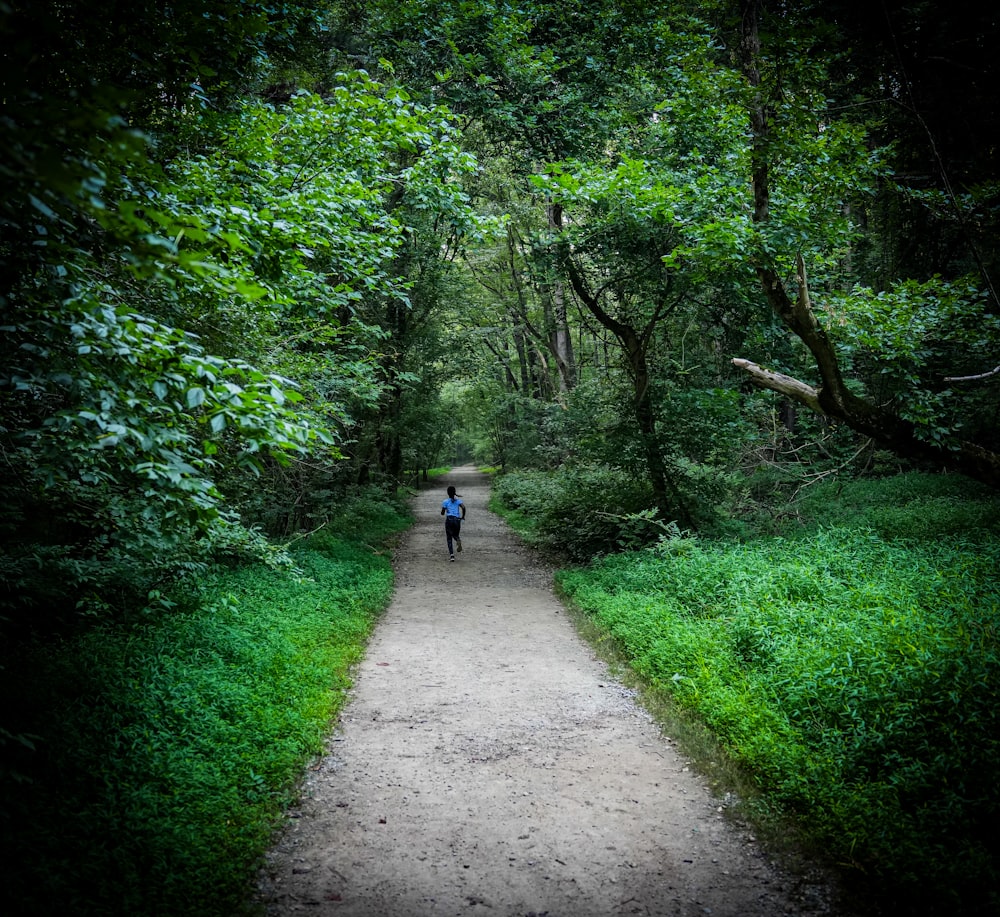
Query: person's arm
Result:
<box><xmin>461</xmin><ymin>501</ymin><xmax>466</xmax><ymax>519</ymax></box>
<box><xmin>441</xmin><ymin>506</ymin><xmax>445</xmax><ymax>516</ymax></box>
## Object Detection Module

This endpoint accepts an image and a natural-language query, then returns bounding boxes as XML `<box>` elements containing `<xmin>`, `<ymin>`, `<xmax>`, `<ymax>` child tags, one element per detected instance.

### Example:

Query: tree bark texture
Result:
<box><xmin>547</xmin><ymin>204</ymin><xmax>577</xmax><ymax>392</ymax></box>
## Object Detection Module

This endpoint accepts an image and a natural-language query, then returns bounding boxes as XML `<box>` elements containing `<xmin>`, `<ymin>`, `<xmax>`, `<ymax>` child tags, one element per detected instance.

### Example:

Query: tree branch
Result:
<box><xmin>731</xmin><ymin>358</ymin><xmax>825</xmax><ymax>413</ymax></box>
<box><xmin>944</xmin><ymin>364</ymin><xmax>1000</xmax><ymax>383</ymax></box>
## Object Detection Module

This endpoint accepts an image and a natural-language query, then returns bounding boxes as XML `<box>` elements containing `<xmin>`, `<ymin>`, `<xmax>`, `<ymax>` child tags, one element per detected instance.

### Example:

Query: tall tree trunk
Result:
<box><xmin>512</xmin><ymin>318</ymin><xmax>531</xmax><ymax>393</ymax></box>
<box><xmin>630</xmin><ymin>346</ymin><xmax>691</xmax><ymax>527</ymax></box>
<box><xmin>485</xmin><ymin>335</ymin><xmax>521</xmax><ymax>393</ymax></box>
<box><xmin>503</xmin><ymin>222</ymin><xmax>572</xmax><ymax>397</ymax></box>
<box><xmin>547</xmin><ymin>203</ymin><xmax>577</xmax><ymax>392</ymax></box>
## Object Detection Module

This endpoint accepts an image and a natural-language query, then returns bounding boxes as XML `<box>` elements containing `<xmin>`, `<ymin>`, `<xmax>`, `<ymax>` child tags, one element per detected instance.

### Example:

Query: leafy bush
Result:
<box><xmin>491</xmin><ymin>464</ymin><xmax>660</xmax><ymax>560</ymax></box>
<box><xmin>557</xmin><ymin>475</ymin><xmax>1000</xmax><ymax>916</ymax></box>
<box><xmin>0</xmin><ymin>502</ymin><xmax>409</xmax><ymax>916</ymax></box>
<box><xmin>531</xmin><ymin>381</ymin><xmax>749</xmax><ymax>532</ymax></box>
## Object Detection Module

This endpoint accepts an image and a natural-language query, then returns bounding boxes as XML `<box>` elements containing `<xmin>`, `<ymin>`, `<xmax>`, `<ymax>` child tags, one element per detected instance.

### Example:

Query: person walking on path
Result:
<box><xmin>441</xmin><ymin>484</ymin><xmax>466</xmax><ymax>560</ymax></box>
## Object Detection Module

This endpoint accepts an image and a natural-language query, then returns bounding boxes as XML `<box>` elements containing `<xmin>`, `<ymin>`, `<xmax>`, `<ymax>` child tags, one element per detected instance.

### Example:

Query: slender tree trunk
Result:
<box><xmin>512</xmin><ymin>319</ymin><xmax>531</xmax><ymax>393</ymax></box>
<box><xmin>484</xmin><ymin>336</ymin><xmax>520</xmax><ymax>392</ymax></box>
<box><xmin>547</xmin><ymin>203</ymin><xmax>577</xmax><ymax>392</ymax></box>
<box><xmin>503</xmin><ymin>221</ymin><xmax>574</xmax><ymax>397</ymax></box>
<box><xmin>531</xmin><ymin>343</ymin><xmax>552</xmax><ymax>400</ymax></box>
<box><xmin>562</xmin><ymin>257</ymin><xmax>694</xmax><ymax>526</ymax></box>
<box><xmin>629</xmin><ymin>347</ymin><xmax>689</xmax><ymax>527</ymax></box>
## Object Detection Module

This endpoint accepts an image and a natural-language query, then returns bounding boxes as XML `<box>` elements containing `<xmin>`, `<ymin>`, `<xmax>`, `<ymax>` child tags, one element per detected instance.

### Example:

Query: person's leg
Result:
<box><xmin>445</xmin><ymin>519</ymin><xmax>455</xmax><ymax>557</ymax></box>
<box><xmin>454</xmin><ymin>520</ymin><xmax>462</xmax><ymax>552</ymax></box>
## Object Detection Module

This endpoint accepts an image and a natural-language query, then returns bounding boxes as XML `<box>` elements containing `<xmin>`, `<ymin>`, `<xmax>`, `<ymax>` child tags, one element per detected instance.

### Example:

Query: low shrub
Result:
<box><xmin>491</xmin><ymin>464</ymin><xmax>659</xmax><ymax>560</ymax></box>
<box><xmin>793</xmin><ymin>470</ymin><xmax>1000</xmax><ymax>540</ymax></box>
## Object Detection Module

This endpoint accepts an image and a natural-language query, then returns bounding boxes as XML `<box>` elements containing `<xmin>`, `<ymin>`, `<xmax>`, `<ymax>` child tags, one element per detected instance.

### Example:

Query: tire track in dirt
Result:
<box><xmin>258</xmin><ymin>466</ymin><xmax>846</xmax><ymax>917</ymax></box>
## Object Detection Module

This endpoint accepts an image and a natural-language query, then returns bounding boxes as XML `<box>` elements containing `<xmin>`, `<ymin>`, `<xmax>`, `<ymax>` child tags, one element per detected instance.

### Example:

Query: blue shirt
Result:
<box><xmin>442</xmin><ymin>497</ymin><xmax>464</xmax><ymax>517</ymax></box>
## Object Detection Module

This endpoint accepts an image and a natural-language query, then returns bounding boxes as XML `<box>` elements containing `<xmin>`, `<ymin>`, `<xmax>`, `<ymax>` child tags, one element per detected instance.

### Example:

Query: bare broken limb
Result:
<box><xmin>944</xmin><ymin>364</ymin><xmax>1000</xmax><ymax>383</ymax></box>
<box><xmin>731</xmin><ymin>358</ymin><xmax>824</xmax><ymax>414</ymax></box>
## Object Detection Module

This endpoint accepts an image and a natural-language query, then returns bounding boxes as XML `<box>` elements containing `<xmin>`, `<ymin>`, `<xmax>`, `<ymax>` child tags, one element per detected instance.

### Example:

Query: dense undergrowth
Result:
<box><xmin>0</xmin><ymin>494</ymin><xmax>411</xmax><ymax>916</ymax></box>
<box><xmin>490</xmin><ymin>464</ymin><xmax>660</xmax><ymax>560</ymax></box>
<box><xmin>494</xmin><ymin>466</ymin><xmax>1000</xmax><ymax>916</ymax></box>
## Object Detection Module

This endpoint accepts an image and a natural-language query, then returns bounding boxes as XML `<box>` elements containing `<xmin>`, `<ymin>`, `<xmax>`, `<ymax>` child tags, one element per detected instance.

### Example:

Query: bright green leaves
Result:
<box><xmin>44</xmin><ymin>300</ymin><xmax>327</xmax><ymax>510</ymax></box>
<box><xmin>761</xmin><ymin>117</ymin><xmax>884</xmax><ymax>266</ymax></box>
<box><xmin>1</xmin><ymin>60</ymin><xmax>482</xmax><ymax>620</ymax></box>
<box><xmin>527</xmin><ymin>34</ymin><xmax>753</xmax><ymax>290</ymax></box>
<box><xmin>831</xmin><ymin>277</ymin><xmax>996</xmax><ymax>363</ymax></box>
<box><xmin>165</xmin><ymin>77</ymin><xmax>479</xmax><ymax>323</ymax></box>
<box><xmin>535</xmin><ymin>157</ymin><xmax>682</xmax><ymax>220</ymax></box>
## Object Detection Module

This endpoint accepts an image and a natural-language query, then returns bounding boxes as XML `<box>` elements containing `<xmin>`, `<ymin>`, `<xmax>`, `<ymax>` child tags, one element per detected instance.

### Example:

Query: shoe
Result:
<box><xmin>450</xmin><ymin>554</ymin><xmax>455</xmax><ymax>562</ymax></box>
<box><xmin>455</xmin><ymin>537</ymin><xmax>462</xmax><ymax>553</ymax></box>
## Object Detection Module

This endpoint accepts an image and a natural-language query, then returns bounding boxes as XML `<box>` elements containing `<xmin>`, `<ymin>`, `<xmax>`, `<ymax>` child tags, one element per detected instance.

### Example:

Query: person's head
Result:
<box><xmin>446</xmin><ymin>486</ymin><xmax>457</xmax><ymax>498</ymax></box>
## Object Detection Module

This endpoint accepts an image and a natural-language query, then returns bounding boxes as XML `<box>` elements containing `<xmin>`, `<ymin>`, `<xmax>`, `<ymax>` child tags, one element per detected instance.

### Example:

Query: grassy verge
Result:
<box><xmin>495</xmin><ymin>470</ymin><xmax>1000</xmax><ymax>916</ymax></box>
<box><xmin>0</xmin><ymin>497</ymin><xmax>411</xmax><ymax>916</ymax></box>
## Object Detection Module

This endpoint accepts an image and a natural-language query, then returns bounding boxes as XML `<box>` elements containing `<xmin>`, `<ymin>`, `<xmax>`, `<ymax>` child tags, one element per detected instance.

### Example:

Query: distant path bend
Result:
<box><xmin>259</xmin><ymin>466</ymin><xmax>841</xmax><ymax>917</ymax></box>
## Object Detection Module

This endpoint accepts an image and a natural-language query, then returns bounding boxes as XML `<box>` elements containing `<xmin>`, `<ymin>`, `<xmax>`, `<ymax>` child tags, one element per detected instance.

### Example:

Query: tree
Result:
<box><xmin>1</xmin><ymin>4</ymin><xmax>479</xmax><ymax>626</ymax></box>
<box><xmin>459</xmin><ymin>154</ymin><xmax>578</xmax><ymax>401</ymax></box>
<box><xmin>355</xmin><ymin>0</ymin><xmax>671</xmax><ymax>409</ymax></box>
<box><xmin>732</xmin><ymin>0</ymin><xmax>1000</xmax><ymax>488</ymax></box>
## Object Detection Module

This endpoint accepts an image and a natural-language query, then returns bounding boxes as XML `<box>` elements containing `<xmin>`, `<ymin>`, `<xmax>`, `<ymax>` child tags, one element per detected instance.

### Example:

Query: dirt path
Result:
<box><xmin>258</xmin><ymin>467</ymin><xmax>845</xmax><ymax>917</ymax></box>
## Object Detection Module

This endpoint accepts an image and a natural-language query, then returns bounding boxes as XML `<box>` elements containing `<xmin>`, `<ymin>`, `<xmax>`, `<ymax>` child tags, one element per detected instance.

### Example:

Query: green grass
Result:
<box><xmin>0</xmin><ymin>499</ymin><xmax>410</xmax><ymax>916</ymax></box>
<box><xmin>500</xmin><ymin>470</ymin><xmax>1000</xmax><ymax>916</ymax></box>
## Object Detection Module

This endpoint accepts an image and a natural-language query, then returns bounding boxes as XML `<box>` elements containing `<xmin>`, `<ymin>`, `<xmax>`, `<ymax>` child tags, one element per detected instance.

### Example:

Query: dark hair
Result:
<box><xmin>446</xmin><ymin>485</ymin><xmax>458</xmax><ymax>497</ymax></box>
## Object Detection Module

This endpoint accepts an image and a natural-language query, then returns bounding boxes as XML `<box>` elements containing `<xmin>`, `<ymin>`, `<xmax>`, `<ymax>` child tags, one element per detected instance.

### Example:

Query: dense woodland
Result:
<box><xmin>2</xmin><ymin>2</ymin><xmax>999</xmax><ymax>915</ymax></box>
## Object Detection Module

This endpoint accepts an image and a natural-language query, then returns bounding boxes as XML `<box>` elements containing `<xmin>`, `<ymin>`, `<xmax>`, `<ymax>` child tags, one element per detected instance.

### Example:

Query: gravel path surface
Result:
<box><xmin>258</xmin><ymin>466</ymin><xmax>848</xmax><ymax>917</ymax></box>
